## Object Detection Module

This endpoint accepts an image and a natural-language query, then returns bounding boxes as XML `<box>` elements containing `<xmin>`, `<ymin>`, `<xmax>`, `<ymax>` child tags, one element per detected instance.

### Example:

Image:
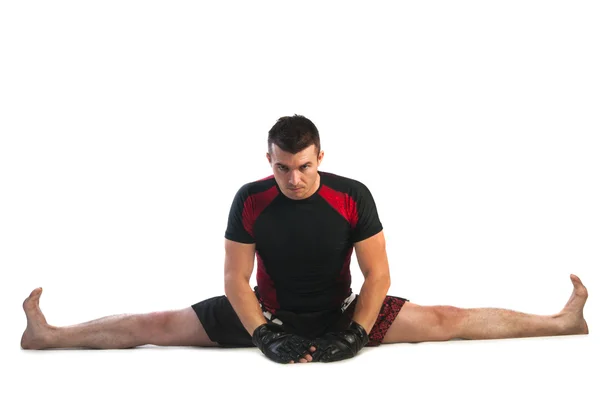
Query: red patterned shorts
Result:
<box><xmin>341</xmin><ymin>294</ymin><xmax>409</xmax><ymax>346</ymax></box>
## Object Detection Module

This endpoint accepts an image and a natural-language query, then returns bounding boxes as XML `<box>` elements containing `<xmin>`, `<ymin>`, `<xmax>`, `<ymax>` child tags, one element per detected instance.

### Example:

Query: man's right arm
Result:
<box><xmin>223</xmin><ymin>238</ymin><xmax>266</xmax><ymax>336</ymax></box>
<box><xmin>223</xmin><ymin>238</ymin><xmax>317</xmax><ymax>363</ymax></box>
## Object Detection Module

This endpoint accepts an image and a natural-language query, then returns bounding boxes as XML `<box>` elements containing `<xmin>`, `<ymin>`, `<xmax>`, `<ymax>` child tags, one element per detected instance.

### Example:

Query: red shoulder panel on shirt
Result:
<box><xmin>318</xmin><ymin>184</ymin><xmax>358</xmax><ymax>229</ymax></box>
<box><xmin>241</xmin><ymin>185</ymin><xmax>278</xmax><ymax>237</ymax></box>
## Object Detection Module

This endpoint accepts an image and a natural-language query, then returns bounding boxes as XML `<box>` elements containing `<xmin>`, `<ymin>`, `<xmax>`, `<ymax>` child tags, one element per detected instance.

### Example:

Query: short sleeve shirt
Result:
<box><xmin>225</xmin><ymin>171</ymin><xmax>383</xmax><ymax>313</ymax></box>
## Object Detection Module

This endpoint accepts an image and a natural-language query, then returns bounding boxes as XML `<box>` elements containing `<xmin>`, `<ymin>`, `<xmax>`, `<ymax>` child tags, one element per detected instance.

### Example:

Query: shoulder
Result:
<box><xmin>230</xmin><ymin>175</ymin><xmax>280</xmax><ymax>213</ymax></box>
<box><xmin>234</xmin><ymin>175</ymin><xmax>278</xmax><ymax>197</ymax></box>
<box><xmin>319</xmin><ymin>171</ymin><xmax>373</xmax><ymax>198</ymax></box>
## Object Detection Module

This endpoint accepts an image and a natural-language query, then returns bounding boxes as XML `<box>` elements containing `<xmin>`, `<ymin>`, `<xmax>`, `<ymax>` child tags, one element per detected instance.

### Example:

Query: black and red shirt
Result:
<box><xmin>225</xmin><ymin>171</ymin><xmax>383</xmax><ymax>314</ymax></box>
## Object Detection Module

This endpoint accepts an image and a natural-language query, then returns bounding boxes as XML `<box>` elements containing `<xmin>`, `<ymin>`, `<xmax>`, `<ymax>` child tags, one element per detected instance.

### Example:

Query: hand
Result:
<box><xmin>252</xmin><ymin>323</ymin><xmax>316</xmax><ymax>364</ymax></box>
<box><xmin>312</xmin><ymin>321</ymin><xmax>370</xmax><ymax>363</ymax></box>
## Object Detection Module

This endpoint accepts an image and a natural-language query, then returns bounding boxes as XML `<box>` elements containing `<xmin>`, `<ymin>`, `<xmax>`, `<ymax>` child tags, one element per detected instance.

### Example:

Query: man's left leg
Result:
<box><xmin>382</xmin><ymin>274</ymin><xmax>589</xmax><ymax>344</ymax></box>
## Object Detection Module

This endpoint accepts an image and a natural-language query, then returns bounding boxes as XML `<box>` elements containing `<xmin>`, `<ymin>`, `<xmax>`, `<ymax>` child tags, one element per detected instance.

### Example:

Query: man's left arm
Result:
<box><xmin>351</xmin><ymin>230</ymin><xmax>391</xmax><ymax>334</ymax></box>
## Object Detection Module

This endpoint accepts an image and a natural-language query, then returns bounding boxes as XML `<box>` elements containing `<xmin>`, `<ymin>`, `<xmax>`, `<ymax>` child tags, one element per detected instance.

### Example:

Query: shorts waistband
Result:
<box><xmin>261</xmin><ymin>292</ymin><xmax>357</xmax><ymax>326</ymax></box>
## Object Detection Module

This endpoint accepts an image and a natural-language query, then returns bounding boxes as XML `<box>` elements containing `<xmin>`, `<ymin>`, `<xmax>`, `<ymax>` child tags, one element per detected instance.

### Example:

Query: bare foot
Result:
<box><xmin>21</xmin><ymin>287</ymin><xmax>55</xmax><ymax>349</ymax></box>
<box><xmin>555</xmin><ymin>274</ymin><xmax>589</xmax><ymax>335</ymax></box>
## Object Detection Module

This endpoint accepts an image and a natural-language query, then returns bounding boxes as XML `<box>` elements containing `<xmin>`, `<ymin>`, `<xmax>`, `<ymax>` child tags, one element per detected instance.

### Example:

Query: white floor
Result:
<box><xmin>6</xmin><ymin>331</ymin><xmax>597</xmax><ymax>398</ymax></box>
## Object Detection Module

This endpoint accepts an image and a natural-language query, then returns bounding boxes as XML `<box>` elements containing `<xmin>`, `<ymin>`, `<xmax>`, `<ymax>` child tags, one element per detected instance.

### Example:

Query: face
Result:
<box><xmin>267</xmin><ymin>144</ymin><xmax>324</xmax><ymax>200</ymax></box>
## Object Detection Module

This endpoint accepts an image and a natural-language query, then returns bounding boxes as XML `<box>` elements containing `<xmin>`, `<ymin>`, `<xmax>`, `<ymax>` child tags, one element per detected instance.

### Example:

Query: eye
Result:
<box><xmin>277</xmin><ymin>165</ymin><xmax>288</xmax><ymax>171</ymax></box>
<box><xmin>302</xmin><ymin>165</ymin><xmax>310</xmax><ymax>170</ymax></box>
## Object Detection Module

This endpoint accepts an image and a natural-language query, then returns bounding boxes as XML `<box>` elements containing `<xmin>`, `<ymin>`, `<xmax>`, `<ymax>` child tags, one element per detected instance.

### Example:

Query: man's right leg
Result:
<box><xmin>21</xmin><ymin>287</ymin><xmax>219</xmax><ymax>349</ymax></box>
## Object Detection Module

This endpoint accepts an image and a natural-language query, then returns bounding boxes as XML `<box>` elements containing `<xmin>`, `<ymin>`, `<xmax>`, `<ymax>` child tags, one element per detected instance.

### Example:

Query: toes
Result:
<box><xmin>570</xmin><ymin>274</ymin><xmax>586</xmax><ymax>288</ymax></box>
<box><xmin>568</xmin><ymin>275</ymin><xmax>588</xmax><ymax>297</ymax></box>
<box><xmin>24</xmin><ymin>288</ymin><xmax>42</xmax><ymax>309</ymax></box>
<box><xmin>28</xmin><ymin>287</ymin><xmax>42</xmax><ymax>300</ymax></box>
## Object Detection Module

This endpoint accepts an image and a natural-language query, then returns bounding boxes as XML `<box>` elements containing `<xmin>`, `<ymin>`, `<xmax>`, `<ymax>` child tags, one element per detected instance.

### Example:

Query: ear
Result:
<box><xmin>318</xmin><ymin>150</ymin><xmax>324</xmax><ymax>165</ymax></box>
<box><xmin>266</xmin><ymin>152</ymin><xmax>272</xmax><ymax>164</ymax></box>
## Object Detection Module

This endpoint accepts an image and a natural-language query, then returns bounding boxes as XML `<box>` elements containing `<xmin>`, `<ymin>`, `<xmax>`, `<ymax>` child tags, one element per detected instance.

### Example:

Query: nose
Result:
<box><xmin>289</xmin><ymin>170</ymin><xmax>301</xmax><ymax>186</ymax></box>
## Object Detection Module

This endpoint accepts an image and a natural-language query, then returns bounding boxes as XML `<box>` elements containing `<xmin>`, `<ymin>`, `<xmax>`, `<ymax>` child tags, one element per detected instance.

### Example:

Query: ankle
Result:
<box><xmin>550</xmin><ymin>313</ymin><xmax>572</xmax><ymax>335</ymax></box>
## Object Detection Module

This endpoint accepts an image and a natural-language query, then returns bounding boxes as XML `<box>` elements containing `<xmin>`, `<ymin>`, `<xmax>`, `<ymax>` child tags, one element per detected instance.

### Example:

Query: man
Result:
<box><xmin>21</xmin><ymin>114</ymin><xmax>589</xmax><ymax>364</ymax></box>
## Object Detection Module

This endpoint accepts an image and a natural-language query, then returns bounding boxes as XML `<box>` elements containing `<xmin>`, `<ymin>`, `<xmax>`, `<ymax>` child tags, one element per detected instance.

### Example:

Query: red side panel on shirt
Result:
<box><xmin>334</xmin><ymin>246</ymin><xmax>354</xmax><ymax>303</ymax></box>
<box><xmin>320</xmin><ymin>184</ymin><xmax>357</xmax><ymax>303</ymax></box>
<box><xmin>240</xmin><ymin>181</ymin><xmax>280</xmax><ymax>311</ymax></box>
<box><xmin>256</xmin><ymin>252</ymin><xmax>279</xmax><ymax>312</ymax></box>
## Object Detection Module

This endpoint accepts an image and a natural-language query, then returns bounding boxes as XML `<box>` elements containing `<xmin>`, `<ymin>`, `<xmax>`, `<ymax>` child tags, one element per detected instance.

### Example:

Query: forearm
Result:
<box><xmin>224</xmin><ymin>278</ymin><xmax>267</xmax><ymax>336</ymax></box>
<box><xmin>351</xmin><ymin>274</ymin><xmax>391</xmax><ymax>334</ymax></box>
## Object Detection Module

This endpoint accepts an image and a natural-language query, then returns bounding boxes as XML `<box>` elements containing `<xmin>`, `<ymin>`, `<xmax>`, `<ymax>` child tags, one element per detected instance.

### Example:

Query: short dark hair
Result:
<box><xmin>267</xmin><ymin>114</ymin><xmax>321</xmax><ymax>155</ymax></box>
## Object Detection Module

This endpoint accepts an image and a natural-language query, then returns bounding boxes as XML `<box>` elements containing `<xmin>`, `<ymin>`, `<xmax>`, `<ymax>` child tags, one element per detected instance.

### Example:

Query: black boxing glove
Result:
<box><xmin>252</xmin><ymin>323</ymin><xmax>315</xmax><ymax>364</ymax></box>
<box><xmin>312</xmin><ymin>321</ymin><xmax>370</xmax><ymax>363</ymax></box>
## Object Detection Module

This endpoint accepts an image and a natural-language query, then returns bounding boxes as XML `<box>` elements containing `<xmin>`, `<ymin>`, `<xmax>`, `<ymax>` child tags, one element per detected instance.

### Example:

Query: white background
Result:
<box><xmin>1</xmin><ymin>1</ymin><xmax>598</xmax><ymax>397</ymax></box>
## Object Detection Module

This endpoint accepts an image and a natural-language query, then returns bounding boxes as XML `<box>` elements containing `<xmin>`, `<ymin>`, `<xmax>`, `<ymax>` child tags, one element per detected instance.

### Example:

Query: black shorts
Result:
<box><xmin>191</xmin><ymin>288</ymin><xmax>409</xmax><ymax>348</ymax></box>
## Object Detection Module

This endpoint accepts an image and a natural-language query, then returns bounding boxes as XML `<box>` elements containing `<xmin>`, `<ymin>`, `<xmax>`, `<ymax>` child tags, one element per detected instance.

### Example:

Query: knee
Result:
<box><xmin>139</xmin><ymin>311</ymin><xmax>174</xmax><ymax>342</ymax></box>
<box><xmin>431</xmin><ymin>306</ymin><xmax>465</xmax><ymax>340</ymax></box>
